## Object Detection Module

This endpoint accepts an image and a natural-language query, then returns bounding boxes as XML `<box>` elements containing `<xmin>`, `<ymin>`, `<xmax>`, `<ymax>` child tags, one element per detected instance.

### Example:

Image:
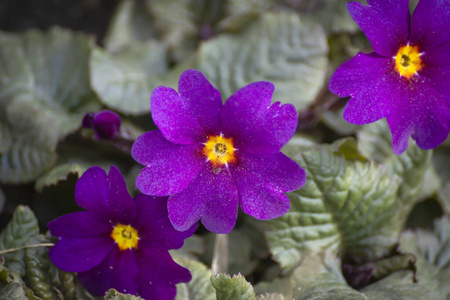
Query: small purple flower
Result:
<box><xmin>131</xmin><ymin>69</ymin><xmax>306</xmax><ymax>234</ymax></box>
<box><xmin>329</xmin><ymin>0</ymin><xmax>450</xmax><ymax>154</ymax></box>
<box><xmin>82</xmin><ymin>110</ymin><xmax>121</xmax><ymax>139</ymax></box>
<box><xmin>48</xmin><ymin>166</ymin><xmax>194</xmax><ymax>300</ymax></box>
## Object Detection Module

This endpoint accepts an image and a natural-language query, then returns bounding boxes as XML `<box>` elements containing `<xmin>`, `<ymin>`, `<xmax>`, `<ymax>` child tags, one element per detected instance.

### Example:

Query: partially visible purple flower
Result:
<box><xmin>132</xmin><ymin>69</ymin><xmax>306</xmax><ymax>234</ymax></box>
<box><xmin>48</xmin><ymin>166</ymin><xmax>194</xmax><ymax>300</ymax></box>
<box><xmin>82</xmin><ymin>110</ymin><xmax>121</xmax><ymax>139</ymax></box>
<box><xmin>329</xmin><ymin>0</ymin><xmax>450</xmax><ymax>154</ymax></box>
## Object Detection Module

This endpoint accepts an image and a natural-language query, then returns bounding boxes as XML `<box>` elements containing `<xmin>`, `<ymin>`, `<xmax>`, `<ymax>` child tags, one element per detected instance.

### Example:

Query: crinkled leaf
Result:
<box><xmin>90</xmin><ymin>42</ymin><xmax>168</xmax><ymax>115</ymax></box>
<box><xmin>104</xmin><ymin>289</ymin><xmax>143</xmax><ymax>300</ymax></box>
<box><xmin>34</xmin><ymin>163</ymin><xmax>89</xmax><ymax>192</ymax></box>
<box><xmin>399</xmin><ymin>217</ymin><xmax>450</xmax><ymax>299</ymax></box>
<box><xmin>196</xmin><ymin>12</ymin><xmax>328</xmax><ymax>111</ymax></box>
<box><xmin>0</xmin><ymin>27</ymin><xmax>96</xmax><ymax>183</ymax></box>
<box><xmin>266</xmin><ymin>140</ymin><xmax>401</xmax><ymax>270</ymax></box>
<box><xmin>0</xmin><ymin>205</ymin><xmax>39</xmax><ymax>276</ymax></box>
<box><xmin>433</xmin><ymin>150</ymin><xmax>450</xmax><ymax>215</ymax></box>
<box><xmin>0</xmin><ymin>283</ymin><xmax>29</xmax><ymax>300</ymax></box>
<box><xmin>255</xmin><ymin>293</ymin><xmax>287</xmax><ymax>300</ymax></box>
<box><xmin>104</xmin><ymin>0</ymin><xmax>155</xmax><ymax>52</ymax></box>
<box><xmin>0</xmin><ymin>264</ymin><xmax>40</xmax><ymax>300</ymax></box>
<box><xmin>211</xmin><ymin>273</ymin><xmax>255</xmax><ymax>300</ymax></box>
<box><xmin>175</xmin><ymin>257</ymin><xmax>215</xmax><ymax>300</ymax></box>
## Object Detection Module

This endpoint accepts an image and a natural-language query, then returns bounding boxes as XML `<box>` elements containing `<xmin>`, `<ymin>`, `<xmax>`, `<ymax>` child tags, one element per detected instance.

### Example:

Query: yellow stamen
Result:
<box><xmin>202</xmin><ymin>135</ymin><xmax>236</xmax><ymax>166</ymax></box>
<box><xmin>110</xmin><ymin>224</ymin><xmax>139</xmax><ymax>251</ymax></box>
<box><xmin>394</xmin><ymin>44</ymin><xmax>423</xmax><ymax>79</ymax></box>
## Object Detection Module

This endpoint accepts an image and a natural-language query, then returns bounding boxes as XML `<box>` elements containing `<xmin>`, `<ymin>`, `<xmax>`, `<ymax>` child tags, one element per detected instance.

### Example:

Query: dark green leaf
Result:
<box><xmin>104</xmin><ymin>289</ymin><xmax>143</xmax><ymax>300</ymax></box>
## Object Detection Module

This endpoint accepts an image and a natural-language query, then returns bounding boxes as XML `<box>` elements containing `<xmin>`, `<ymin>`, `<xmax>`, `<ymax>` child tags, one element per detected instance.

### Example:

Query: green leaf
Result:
<box><xmin>175</xmin><ymin>257</ymin><xmax>216</xmax><ymax>300</ymax></box>
<box><xmin>104</xmin><ymin>289</ymin><xmax>143</xmax><ymax>300</ymax></box>
<box><xmin>399</xmin><ymin>217</ymin><xmax>450</xmax><ymax>299</ymax></box>
<box><xmin>211</xmin><ymin>273</ymin><xmax>256</xmax><ymax>300</ymax></box>
<box><xmin>0</xmin><ymin>283</ymin><xmax>29</xmax><ymax>300</ymax></box>
<box><xmin>34</xmin><ymin>163</ymin><xmax>89</xmax><ymax>192</ymax></box>
<box><xmin>196</xmin><ymin>12</ymin><xmax>328</xmax><ymax>111</ymax></box>
<box><xmin>433</xmin><ymin>150</ymin><xmax>450</xmax><ymax>215</ymax></box>
<box><xmin>255</xmin><ymin>293</ymin><xmax>287</xmax><ymax>300</ymax></box>
<box><xmin>0</xmin><ymin>205</ymin><xmax>39</xmax><ymax>276</ymax></box>
<box><xmin>266</xmin><ymin>140</ymin><xmax>401</xmax><ymax>270</ymax></box>
<box><xmin>0</xmin><ymin>187</ymin><xmax>5</xmax><ymax>215</ymax></box>
<box><xmin>0</xmin><ymin>27</ymin><xmax>96</xmax><ymax>183</ymax></box>
<box><xmin>90</xmin><ymin>42</ymin><xmax>168</xmax><ymax>115</ymax></box>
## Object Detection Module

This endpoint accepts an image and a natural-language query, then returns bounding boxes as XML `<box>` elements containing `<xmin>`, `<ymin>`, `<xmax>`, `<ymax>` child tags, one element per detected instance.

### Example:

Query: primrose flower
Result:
<box><xmin>329</xmin><ymin>0</ymin><xmax>450</xmax><ymax>154</ymax></box>
<box><xmin>48</xmin><ymin>166</ymin><xmax>194</xmax><ymax>300</ymax></box>
<box><xmin>82</xmin><ymin>110</ymin><xmax>121</xmax><ymax>139</ymax></box>
<box><xmin>132</xmin><ymin>69</ymin><xmax>306</xmax><ymax>234</ymax></box>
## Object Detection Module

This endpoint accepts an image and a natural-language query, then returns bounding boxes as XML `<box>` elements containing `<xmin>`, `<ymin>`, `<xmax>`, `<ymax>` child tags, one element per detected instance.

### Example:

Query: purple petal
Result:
<box><xmin>132</xmin><ymin>130</ymin><xmax>204</xmax><ymax>196</ymax></box>
<box><xmin>49</xmin><ymin>236</ymin><xmax>114</xmax><ymax>272</ymax></box>
<box><xmin>132</xmin><ymin>194</ymin><xmax>196</xmax><ymax>249</ymax></box>
<box><xmin>387</xmin><ymin>114</ymin><xmax>414</xmax><ymax>155</ymax></box>
<box><xmin>220</xmin><ymin>81</ymin><xmax>298</xmax><ymax>154</ymax></box>
<box><xmin>92</xmin><ymin>110</ymin><xmax>121</xmax><ymax>139</ymax></box>
<box><xmin>48</xmin><ymin>211</ymin><xmax>112</xmax><ymax>238</ymax></box>
<box><xmin>135</xmin><ymin>244</ymin><xmax>191</xmax><ymax>300</ymax></box>
<box><xmin>347</xmin><ymin>0</ymin><xmax>410</xmax><ymax>56</ymax></box>
<box><xmin>75</xmin><ymin>166</ymin><xmax>136</xmax><ymax>224</ymax></box>
<box><xmin>151</xmin><ymin>69</ymin><xmax>222</xmax><ymax>144</ymax></box>
<box><xmin>410</xmin><ymin>0</ymin><xmax>450</xmax><ymax>51</ymax></box>
<box><xmin>78</xmin><ymin>247</ymin><xmax>139</xmax><ymax>297</ymax></box>
<box><xmin>231</xmin><ymin>152</ymin><xmax>305</xmax><ymax>219</ymax></box>
<box><xmin>329</xmin><ymin>53</ymin><xmax>398</xmax><ymax>125</ymax></box>
<box><xmin>167</xmin><ymin>164</ymin><xmax>239</xmax><ymax>234</ymax></box>
<box><xmin>420</xmin><ymin>41</ymin><xmax>450</xmax><ymax>98</ymax></box>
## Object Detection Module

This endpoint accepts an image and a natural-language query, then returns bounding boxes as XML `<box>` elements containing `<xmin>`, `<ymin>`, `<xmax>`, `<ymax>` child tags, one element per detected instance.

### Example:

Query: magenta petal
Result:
<box><xmin>420</xmin><ymin>41</ymin><xmax>450</xmax><ymax>98</ymax></box>
<box><xmin>168</xmin><ymin>165</ymin><xmax>239</xmax><ymax>234</ymax></box>
<box><xmin>329</xmin><ymin>53</ymin><xmax>397</xmax><ymax>125</ymax></box>
<box><xmin>347</xmin><ymin>0</ymin><xmax>410</xmax><ymax>56</ymax></box>
<box><xmin>220</xmin><ymin>81</ymin><xmax>297</xmax><ymax>154</ymax></box>
<box><xmin>410</xmin><ymin>0</ymin><xmax>450</xmax><ymax>51</ymax></box>
<box><xmin>136</xmin><ymin>245</ymin><xmax>191</xmax><ymax>300</ymax></box>
<box><xmin>78</xmin><ymin>247</ymin><xmax>139</xmax><ymax>297</ymax></box>
<box><xmin>49</xmin><ymin>236</ymin><xmax>114</xmax><ymax>272</ymax></box>
<box><xmin>151</xmin><ymin>69</ymin><xmax>222</xmax><ymax>144</ymax></box>
<box><xmin>231</xmin><ymin>152</ymin><xmax>305</xmax><ymax>219</ymax></box>
<box><xmin>132</xmin><ymin>130</ymin><xmax>204</xmax><ymax>196</ymax></box>
<box><xmin>48</xmin><ymin>211</ymin><xmax>112</xmax><ymax>238</ymax></box>
<box><xmin>133</xmin><ymin>194</ymin><xmax>196</xmax><ymax>249</ymax></box>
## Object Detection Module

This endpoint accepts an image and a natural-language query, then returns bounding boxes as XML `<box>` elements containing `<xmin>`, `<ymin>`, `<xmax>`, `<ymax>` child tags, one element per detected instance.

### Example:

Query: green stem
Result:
<box><xmin>211</xmin><ymin>234</ymin><xmax>229</xmax><ymax>274</ymax></box>
<box><xmin>0</xmin><ymin>243</ymin><xmax>54</xmax><ymax>255</ymax></box>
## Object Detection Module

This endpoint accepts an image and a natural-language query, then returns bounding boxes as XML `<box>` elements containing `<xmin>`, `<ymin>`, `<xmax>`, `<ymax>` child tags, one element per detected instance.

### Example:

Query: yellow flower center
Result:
<box><xmin>110</xmin><ymin>223</ymin><xmax>139</xmax><ymax>251</ymax></box>
<box><xmin>202</xmin><ymin>134</ymin><xmax>236</xmax><ymax>166</ymax></box>
<box><xmin>394</xmin><ymin>44</ymin><xmax>423</xmax><ymax>79</ymax></box>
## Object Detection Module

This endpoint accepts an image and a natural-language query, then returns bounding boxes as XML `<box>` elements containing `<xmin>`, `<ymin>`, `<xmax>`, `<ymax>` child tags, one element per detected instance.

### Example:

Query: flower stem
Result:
<box><xmin>0</xmin><ymin>243</ymin><xmax>54</xmax><ymax>255</ymax></box>
<box><xmin>211</xmin><ymin>234</ymin><xmax>228</xmax><ymax>274</ymax></box>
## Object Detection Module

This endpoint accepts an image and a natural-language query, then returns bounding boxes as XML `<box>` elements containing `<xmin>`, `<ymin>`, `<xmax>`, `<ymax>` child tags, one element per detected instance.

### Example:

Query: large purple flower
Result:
<box><xmin>48</xmin><ymin>166</ymin><xmax>195</xmax><ymax>300</ymax></box>
<box><xmin>131</xmin><ymin>69</ymin><xmax>306</xmax><ymax>234</ymax></box>
<box><xmin>329</xmin><ymin>0</ymin><xmax>450</xmax><ymax>154</ymax></box>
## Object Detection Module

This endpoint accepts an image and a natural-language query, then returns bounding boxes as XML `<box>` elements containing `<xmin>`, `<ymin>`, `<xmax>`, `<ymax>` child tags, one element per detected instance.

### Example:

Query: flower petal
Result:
<box><xmin>420</xmin><ymin>41</ymin><xmax>450</xmax><ymax>99</ymax></box>
<box><xmin>135</xmin><ymin>244</ymin><xmax>191</xmax><ymax>300</ymax></box>
<box><xmin>48</xmin><ymin>211</ymin><xmax>112</xmax><ymax>238</ymax></box>
<box><xmin>92</xmin><ymin>110</ymin><xmax>121</xmax><ymax>139</ymax></box>
<box><xmin>151</xmin><ymin>69</ymin><xmax>222</xmax><ymax>144</ymax></box>
<box><xmin>231</xmin><ymin>152</ymin><xmax>306</xmax><ymax>219</ymax></box>
<box><xmin>347</xmin><ymin>0</ymin><xmax>410</xmax><ymax>56</ymax></box>
<box><xmin>167</xmin><ymin>164</ymin><xmax>239</xmax><ymax>234</ymax></box>
<box><xmin>410</xmin><ymin>0</ymin><xmax>450</xmax><ymax>51</ymax></box>
<box><xmin>220</xmin><ymin>81</ymin><xmax>297</xmax><ymax>154</ymax></box>
<box><xmin>78</xmin><ymin>247</ymin><xmax>139</xmax><ymax>297</ymax></box>
<box><xmin>132</xmin><ymin>194</ymin><xmax>196</xmax><ymax>249</ymax></box>
<box><xmin>329</xmin><ymin>53</ymin><xmax>398</xmax><ymax>125</ymax></box>
<box><xmin>74</xmin><ymin>166</ymin><xmax>136</xmax><ymax>223</ymax></box>
<box><xmin>132</xmin><ymin>130</ymin><xmax>204</xmax><ymax>196</ymax></box>
<box><xmin>49</xmin><ymin>236</ymin><xmax>114</xmax><ymax>272</ymax></box>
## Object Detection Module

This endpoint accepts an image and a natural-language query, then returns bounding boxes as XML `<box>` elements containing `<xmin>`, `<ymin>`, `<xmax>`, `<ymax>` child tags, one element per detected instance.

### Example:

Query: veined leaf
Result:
<box><xmin>175</xmin><ymin>257</ymin><xmax>216</xmax><ymax>300</ymax></box>
<box><xmin>196</xmin><ymin>12</ymin><xmax>328</xmax><ymax>111</ymax></box>
<box><xmin>34</xmin><ymin>163</ymin><xmax>89</xmax><ymax>192</ymax></box>
<box><xmin>211</xmin><ymin>273</ymin><xmax>255</xmax><ymax>300</ymax></box>
<box><xmin>104</xmin><ymin>289</ymin><xmax>143</xmax><ymax>300</ymax></box>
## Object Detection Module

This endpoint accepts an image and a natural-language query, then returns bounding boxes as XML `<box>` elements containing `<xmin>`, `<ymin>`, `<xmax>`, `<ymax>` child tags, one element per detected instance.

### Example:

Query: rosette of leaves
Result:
<box><xmin>0</xmin><ymin>27</ymin><xmax>97</xmax><ymax>184</ymax></box>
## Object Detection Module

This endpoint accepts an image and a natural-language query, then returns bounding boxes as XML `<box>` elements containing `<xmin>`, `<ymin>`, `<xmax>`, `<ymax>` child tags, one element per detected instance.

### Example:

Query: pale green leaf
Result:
<box><xmin>0</xmin><ymin>27</ymin><xmax>96</xmax><ymax>183</ymax></box>
<box><xmin>104</xmin><ymin>289</ymin><xmax>143</xmax><ymax>300</ymax></box>
<box><xmin>0</xmin><ymin>205</ymin><xmax>39</xmax><ymax>276</ymax></box>
<box><xmin>211</xmin><ymin>273</ymin><xmax>256</xmax><ymax>300</ymax></box>
<box><xmin>255</xmin><ymin>293</ymin><xmax>288</xmax><ymax>300</ymax></box>
<box><xmin>196</xmin><ymin>12</ymin><xmax>328</xmax><ymax>111</ymax></box>
<box><xmin>34</xmin><ymin>163</ymin><xmax>89</xmax><ymax>192</ymax></box>
<box><xmin>90</xmin><ymin>42</ymin><xmax>168</xmax><ymax>115</ymax></box>
<box><xmin>175</xmin><ymin>257</ymin><xmax>215</xmax><ymax>300</ymax></box>
<box><xmin>0</xmin><ymin>283</ymin><xmax>29</xmax><ymax>300</ymax></box>
<box><xmin>266</xmin><ymin>140</ymin><xmax>401</xmax><ymax>270</ymax></box>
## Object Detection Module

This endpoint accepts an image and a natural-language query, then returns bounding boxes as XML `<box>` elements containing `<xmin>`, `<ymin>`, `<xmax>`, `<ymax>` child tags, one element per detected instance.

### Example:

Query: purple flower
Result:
<box><xmin>48</xmin><ymin>166</ymin><xmax>194</xmax><ymax>300</ymax></box>
<box><xmin>131</xmin><ymin>69</ymin><xmax>306</xmax><ymax>234</ymax></box>
<box><xmin>82</xmin><ymin>110</ymin><xmax>121</xmax><ymax>139</ymax></box>
<box><xmin>329</xmin><ymin>0</ymin><xmax>450</xmax><ymax>154</ymax></box>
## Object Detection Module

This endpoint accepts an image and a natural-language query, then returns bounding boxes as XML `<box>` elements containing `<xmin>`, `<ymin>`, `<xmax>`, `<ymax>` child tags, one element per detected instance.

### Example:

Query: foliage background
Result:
<box><xmin>0</xmin><ymin>0</ymin><xmax>449</xmax><ymax>299</ymax></box>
